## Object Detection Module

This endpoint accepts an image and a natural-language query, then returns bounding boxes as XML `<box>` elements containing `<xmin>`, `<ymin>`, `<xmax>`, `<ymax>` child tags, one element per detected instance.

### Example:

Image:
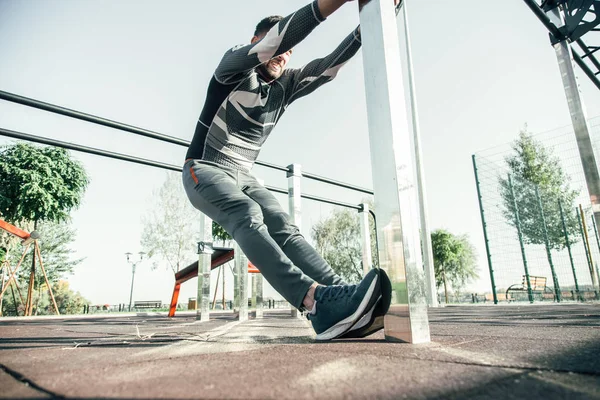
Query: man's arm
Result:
<box><xmin>283</xmin><ymin>28</ymin><xmax>361</xmax><ymax>106</ymax></box>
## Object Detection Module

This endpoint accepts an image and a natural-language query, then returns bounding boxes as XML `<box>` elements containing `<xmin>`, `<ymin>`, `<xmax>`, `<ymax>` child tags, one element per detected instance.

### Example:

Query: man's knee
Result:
<box><xmin>266</xmin><ymin>211</ymin><xmax>301</xmax><ymax>242</ymax></box>
<box><xmin>229</xmin><ymin>206</ymin><xmax>265</xmax><ymax>238</ymax></box>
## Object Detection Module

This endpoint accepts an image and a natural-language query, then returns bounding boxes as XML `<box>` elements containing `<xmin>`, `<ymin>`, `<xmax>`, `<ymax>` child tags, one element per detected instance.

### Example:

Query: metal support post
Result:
<box><xmin>359</xmin><ymin>0</ymin><xmax>430</xmax><ymax>343</ymax></box>
<box><xmin>547</xmin><ymin>8</ymin><xmax>600</xmax><ymax>243</ymax></box>
<box><xmin>234</xmin><ymin>242</ymin><xmax>248</xmax><ymax>321</ymax></box>
<box><xmin>579</xmin><ymin>205</ymin><xmax>600</xmax><ymax>291</ymax></box>
<box><xmin>472</xmin><ymin>155</ymin><xmax>497</xmax><ymax>304</ymax></box>
<box><xmin>591</xmin><ymin>216</ymin><xmax>600</xmax><ymax>288</ymax></box>
<box><xmin>252</xmin><ymin>273</ymin><xmax>264</xmax><ymax>319</ymax></box>
<box><xmin>401</xmin><ymin>1</ymin><xmax>437</xmax><ymax>308</ymax></box>
<box><xmin>197</xmin><ymin>213</ymin><xmax>213</xmax><ymax>322</ymax></box>
<box><xmin>287</xmin><ymin>163</ymin><xmax>303</xmax><ymax>318</ymax></box>
<box><xmin>559</xmin><ymin>199</ymin><xmax>581</xmax><ymax>301</ymax></box>
<box><xmin>359</xmin><ymin>203</ymin><xmax>373</xmax><ymax>275</ymax></box>
<box><xmin>508</xmin><ymin>174</ymin><xmax>534</xmax><ymax>303</ymax></box>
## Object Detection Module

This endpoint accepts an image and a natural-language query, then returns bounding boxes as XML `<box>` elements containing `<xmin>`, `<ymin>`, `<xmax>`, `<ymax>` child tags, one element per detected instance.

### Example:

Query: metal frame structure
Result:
<box><xmin>524</xmin><ymin>0</ymin><xmax>600</xmax><ymax>89</ymax></box>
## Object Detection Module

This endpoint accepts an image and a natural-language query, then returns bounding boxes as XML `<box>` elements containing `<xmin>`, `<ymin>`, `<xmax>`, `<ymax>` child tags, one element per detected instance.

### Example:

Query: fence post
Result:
<box><xmin>359</xmin><ymin>203</ymin><xmax>373</xmax><ymax>275</ymax></box>
<box><xmin>472</xmin><ymin>155</ymin><xmax>497</xmax><ymax>304</ymax></box>
<box><xmin>578</xmin><ymin>205</ymin><xmax>600</xmax><ymax>298</ymax></box>
<box><xmin>197</xmin><ymin>213</ymin><xmax>213</xmax><ymax>322</ymax></box>
<box><xmin>590</xmin><ymin>215</ymin><xmax>600</xmax><ymax>289</ymax></box>
<box><xmin>559</xmin><ymin>199</ymin><xmax>581</xmax><ymax>301</ymax></box>
<box><xmin>508</xmin><ymin>174</ymin><xmax>534</xmax><ymax>303</ymax></box>
<box><xmin>287</xmin><ymin>163</ymin><xmax>303</xmax><ymax>318</ymax></box>
<box><xmin>535</xmin><ymin>187</ymin><xmax>561</xmax><ymax>302</ymax></box>
<box><xmin>233</xmin><ymin>242</ymin><xmax>249</xmax><ymax>321</ymax></box>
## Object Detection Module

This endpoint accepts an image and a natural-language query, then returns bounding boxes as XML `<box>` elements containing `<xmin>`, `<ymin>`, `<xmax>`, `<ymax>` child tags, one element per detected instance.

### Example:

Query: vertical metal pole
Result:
<box><xmin>197</xmin><ymin>213</ymin><xmax>212</xmax><ymax>322</ymax></box>
<box><xmin>359</xmin><ymin>203</ymin><xmax>373</xmax><ymax>275</ymax></box>
<box><xmin>590</xmin><ymin>216</ymin><xmax>600</xmax><ymax>288</ymax></box>
<box><xmin>559</xmin><ymin>199</ymin><xmax>581</xmax><ymax>301</ymax></box>
<box><xmin>287</xmin><ymin>163</ymin><xmax>303</xmax><ymax>318</ymax></box>
<box><xmin>472</xmin><ymin>155</ymin><xmax>497</xmax><ymax>304</ymax></box>
<box><xmin>535</xmin><ymin>187</ymin><xmax>561</xmax><ymax>302</ymax></box>
<box><xmin>400</xmin><ymin>1</ymin><xmax>437</xmax><ymax>308</ymax></box>
<box><xmin>128</xmin><ymin>263</ymin><xmax>135</xmax><ymax>312</ymax></box>
<box><xmin>579</xmin><ymin>205</ymin><xmax>600</xmax><ymax>291</ymax></box>
<box><xmin>576</xmin><ymin>206</ymin><xmax>594</xmax><ymax>290</ymax></box>
<box><xmin>253</xmin><ymin>273</ymin><xmax>264</xmax><ymax>319</ymax></box>
<box><xmin>359</xmin><ymin>0</ymin><xmax>430</xmax><ymax>343</ymax></box>
<box><xmin>234</xmin><ymin>242</ymin><xmax>249</xmax><ymax>321</ymax></box>
<box><xmin>547</xmin><ymin>8</ymin><xmax>600</xmax><ymax>241</ymax></box>
<box><xmin>508</xmin><ymin>174</ymin><xmax>534</xmax><ymax>303</ymax></box>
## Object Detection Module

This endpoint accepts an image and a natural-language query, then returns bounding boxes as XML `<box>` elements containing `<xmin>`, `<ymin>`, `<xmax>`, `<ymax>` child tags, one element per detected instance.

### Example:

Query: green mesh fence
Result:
<box><xmin>473</xmin><ymin>119</ymin><xmax>600</xmax><ymax>303</ymax></box>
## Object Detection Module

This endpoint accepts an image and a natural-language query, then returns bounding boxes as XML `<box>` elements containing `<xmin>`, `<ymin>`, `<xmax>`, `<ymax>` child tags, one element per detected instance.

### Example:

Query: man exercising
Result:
<box><xmin>183</xmin><ymin>0</ymin><xmax>395</xmax><ymax>340</ymax></box>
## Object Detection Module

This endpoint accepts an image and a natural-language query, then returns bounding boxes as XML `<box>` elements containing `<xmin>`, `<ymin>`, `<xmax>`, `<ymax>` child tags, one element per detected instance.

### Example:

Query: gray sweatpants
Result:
<box><xmin>182</xmin><ymin>159</ymin><xmax>345</xmax><ymax>309</ymax></box>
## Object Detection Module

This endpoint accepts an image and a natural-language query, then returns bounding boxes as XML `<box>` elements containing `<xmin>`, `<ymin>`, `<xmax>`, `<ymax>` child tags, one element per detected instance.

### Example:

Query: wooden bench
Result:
<box><xmin>506</xmin><ymin>275</ymin><xmax>555</xmax><ymax>302</ymax></box>
<box><xmin>134</xmin><ymin>300</ymin><xmax>162</xmax><ymax>310</ymax></box>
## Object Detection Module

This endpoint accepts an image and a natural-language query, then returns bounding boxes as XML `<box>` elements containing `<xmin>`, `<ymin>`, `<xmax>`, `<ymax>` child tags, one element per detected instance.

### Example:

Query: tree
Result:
<box><xmin>311</xmin><ymin>205</ymin><xmax>377</xmax><ymax>283</ymax></box>
<box><xmin>1</xmin><ymin>279</ymin><xmax>89</xmax><ymax>316</ymax></box>
<box><xmin>0</xmin><ymin>143</ymin><xmax>88</xmax><ymax>224</ymax></box>
<box><xmin>141</xmin><ymin>172</ymin><xmax>234</xmax><ymax>273</ymax></box>
<box><xmin>431</xmin><ymin>229</ymin><xmax>478</xmax><ymax>304</ymax></box>
<box><xmin>498</xmin><ymin>128</ymin><xmax>580</xmax><ymax>250</ymax></box>
<box><xmin>0</xmin><ymin>142</ymin><xmax>88</xmax><ymax>315</ymax></box>
<box><xmin>141</xmin><ymin>172</ymin><xmax>199</xmax><ymax>273</ymax></box>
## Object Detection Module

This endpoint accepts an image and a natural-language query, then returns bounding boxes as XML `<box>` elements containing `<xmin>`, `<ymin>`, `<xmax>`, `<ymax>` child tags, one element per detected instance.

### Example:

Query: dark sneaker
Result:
<box><xmin>308</xmin><ymin>268</ymin><xmax>380</xmax><ymax>341</ymax></box>
<box><xmin>340</xmin><ymin>268</ymin><xmax>392</xmax><ymax>339</ymax></box>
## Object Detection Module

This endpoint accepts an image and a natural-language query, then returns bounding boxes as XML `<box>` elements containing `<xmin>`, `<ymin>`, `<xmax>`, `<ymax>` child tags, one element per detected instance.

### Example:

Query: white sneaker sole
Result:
<box><xmin>347</xmin><ymin>295</ymin><xmax>381</xmax><ymax>332</ymax></box>
<box><xmin>315</xmin><ymin>276</ymin><xmax>379</xmax><ymax>341</ymax></box>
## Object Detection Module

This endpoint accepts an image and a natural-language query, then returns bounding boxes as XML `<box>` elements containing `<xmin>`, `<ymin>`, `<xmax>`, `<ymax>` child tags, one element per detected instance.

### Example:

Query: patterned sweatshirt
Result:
<box><xmin>185</xmin><ymin>0</ymin><xmax>362</xmax><ymax>171</ymax></box>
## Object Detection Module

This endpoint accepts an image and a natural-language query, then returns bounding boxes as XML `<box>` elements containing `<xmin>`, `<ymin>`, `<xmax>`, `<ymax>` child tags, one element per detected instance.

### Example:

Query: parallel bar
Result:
<box><xmin>0</xmin><ymin>127</ymin><xmax>361</xmax><ymax>211</ymax></box>
<box><xmin>302</xmin><ymin>171</ymin><xmax>373</xmax><ymax>195</ymax></box>
<box><xmin>0</xmin><ymin>90</ymin><xmax>188</xmax><ymax>146</ymax></box>
<box><xmin>0</xmin><ymin>90</ymin><xmax>373</xmax><ymax>193</ymax></box>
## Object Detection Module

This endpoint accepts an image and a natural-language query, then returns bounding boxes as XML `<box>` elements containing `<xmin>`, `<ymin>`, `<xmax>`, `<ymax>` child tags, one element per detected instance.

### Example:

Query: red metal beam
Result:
<box><xmin>0</xmin><ymin>219</ymin><xmax>31</xmax><ymax>240</ymax></box>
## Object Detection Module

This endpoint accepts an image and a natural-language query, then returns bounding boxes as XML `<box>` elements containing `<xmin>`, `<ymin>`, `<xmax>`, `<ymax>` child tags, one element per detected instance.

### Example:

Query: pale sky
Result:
<box><xmin>1</xmin><ymin>0</ymin><xmax>599</xmax><ymax>305</ymax></box>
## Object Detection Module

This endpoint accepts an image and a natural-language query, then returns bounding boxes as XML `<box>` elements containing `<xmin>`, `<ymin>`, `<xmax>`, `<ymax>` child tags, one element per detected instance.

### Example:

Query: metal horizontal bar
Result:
<box><xmin>302</xmin><ymin>171</ymin><xmax>374</xmax><ymax>195</ymax></box>
<box><xmin>0</xmin><ymin>90</ymin><xmax>373</xmax><ymax>194</ymax></box>
<box><xmin>0</xmin><ymin>127</ymin><xmax>362</xmax><ymax>211</ymax></box>
<box><xmin>522</xmin><ymin>0</ymin><xmax>566</xmax><ymax>41</ymax></box>
<box><xmin>0</xmin><ymin>127</ymin><xmax>182</xmax><ymax>172</ymax></box>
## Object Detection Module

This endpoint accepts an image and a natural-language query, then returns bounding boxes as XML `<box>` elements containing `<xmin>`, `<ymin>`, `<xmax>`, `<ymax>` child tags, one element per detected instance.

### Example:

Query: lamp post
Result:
<box><xmin>126</xmin><ymin>252</ymin><xmax>145</xmax><ymax>312</ymax></box>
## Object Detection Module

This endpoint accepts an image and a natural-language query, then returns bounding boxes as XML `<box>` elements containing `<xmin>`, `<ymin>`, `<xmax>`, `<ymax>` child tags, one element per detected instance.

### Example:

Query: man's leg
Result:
<box><xmin>239</xmin><ymin>173</ymin><xmax>347</xmax><ymax>286</ymax></box>
<box><xmin>182</xmin><ymin>160</ymin><xmax>314</xmax><ymax>309</ymax></box>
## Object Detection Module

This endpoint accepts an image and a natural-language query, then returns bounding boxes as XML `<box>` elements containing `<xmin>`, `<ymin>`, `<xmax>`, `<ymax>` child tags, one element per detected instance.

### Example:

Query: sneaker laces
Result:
<box><xmin>318</xmin><ymin>284</ymin><xmax>355</xmax><ymax>302</ymax></box>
